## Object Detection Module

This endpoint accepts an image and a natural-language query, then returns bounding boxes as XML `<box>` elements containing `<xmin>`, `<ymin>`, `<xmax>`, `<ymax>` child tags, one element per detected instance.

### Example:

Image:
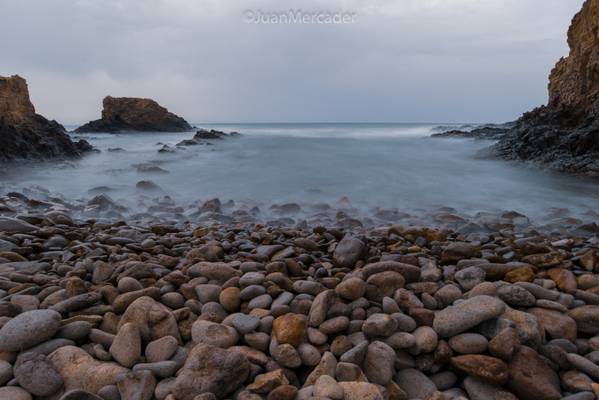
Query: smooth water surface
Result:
<box><xmin>1</xmin><ymin>123</ymin><xmax>599</xmax><ymax>221</ymax></box>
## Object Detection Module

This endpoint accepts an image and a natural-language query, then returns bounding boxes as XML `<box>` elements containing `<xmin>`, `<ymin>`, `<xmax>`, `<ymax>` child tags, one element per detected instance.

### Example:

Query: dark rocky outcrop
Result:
<box><xmin>432</xmin><ymin>124</ymin><xmax>513</xmax><ymax>140</ymax></box>
<box><xmin>0</xmin><ymin>75</ymin><xmax>92</xmax><ymax>162</ymax></box>
<box><xmin>175</xmin><ymin>129</ymin><xmax>242</xmax><ymax>147</ymax></box>
<box><xmin>490</xmin><ymin>0</ymin><xmax>599</xmax><ymax>175</ymax></box>
<box><xmin>75</xmin><ymin>96</ymin><xmax>192</xmax><ymax>133</ymax></box>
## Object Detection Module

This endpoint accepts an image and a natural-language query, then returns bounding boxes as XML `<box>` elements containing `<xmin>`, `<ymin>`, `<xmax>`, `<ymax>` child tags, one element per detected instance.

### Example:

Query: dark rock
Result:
<box><xmin>75</xmin><ymin>96</ymin><xmax>192</xmax><ymax>133</ymax></box>
<box><xmin>490</xmin><ymin>0</ymin><xmax>599</xmax><ymax>176</ymax></box>
<box><xmin>0</xmin><ymin>75</ymin><xmax>91</xmax><ymax>161</ymax></box>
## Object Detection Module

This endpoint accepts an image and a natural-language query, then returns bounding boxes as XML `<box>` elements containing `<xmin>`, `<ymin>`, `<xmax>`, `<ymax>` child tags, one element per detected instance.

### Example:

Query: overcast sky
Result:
<box><xmin>0</xmin><ymin>0</ymin><xmax>584</xmax><ymax>124</ymax></box>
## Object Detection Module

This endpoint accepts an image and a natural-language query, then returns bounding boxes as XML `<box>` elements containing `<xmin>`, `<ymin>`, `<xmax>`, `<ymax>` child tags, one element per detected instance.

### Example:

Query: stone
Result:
<box><xmin>433</xmin><ymin>295</ymin><xmax>505</xmax><ymax>337</ymax></box>
<box><xmin>508</xmin><ymin>346</ymin><xmax>561</xmax><ymax>400</ymax></box>
<box><xmin>304</xmin><ymin>351</ymin><xmax>337</xmax><ymax>386</ymax></box>
<box><xmin>230</xmin><ymin>313</ymin><xmax>261</xmax><ymax>334</ymax></box>
<box><xmin>529</xmin><ymin>307</ymin><xmax>577</xmax><ymax>341</ymax></box>
<box><xmin>463</xmin><ymin>376</ymin><xmax>517</xmax><ymax>400</ymax></box>
<box><xmin>273</xmin><ymin>313</ymin><xmax>306</xmax><ymax>346</ymax></box>
<box><xmin>247</xmin><ymin>369</ymin><xmax>289</xmax><ymax>394</ymax></box>
<box><xmin>569</xmin><ymin>305</ymin><xmax>599</xmax><ymax>334</ymax></box>
<box><xmin>272</xmin><ymin>343</ymin><xmax>302</xmax><ymax>368</ymax></box>
<box><xmin>75</xmin><ymin>96</ymin><xmax>192</xmax><ymax>133</ymax></box>
<box><xmin>566</xmin><ymin>353</ymin><xmax>599</xmax><ymax>380</ymax></box>
<box><xmin>336</xmin><ymin>277</ymin><xmax>367</xmax><ymax>300</ymax></box>
<box><xmin>309</xmin><ymin>290</ymin><xmax>335</xmax><ymax>327</ymax></box>
<box><xmin>489</xmin><ymin>327</ymin><xmax>520</xmax><ymax>360</ymax></box>
<box><xmin>191</xmin><ymin>320</ymin><xmax>239</xmax><ymax>348</ymax></box>
<box><xmin>497</xmin><ymin>284</ymin><xmax>536</xmax><ymax>307</ymax></box>
<box><xmin>219</xmin><ymin>287</ymin><xmax>241</xmax><ymax>312</ymax></box>
<box><xmin>0</xmin><ymin>309</ymin><xmax>61</xmax><ymax>352</ymax></box>
<box><xmin>362</xmin><ymin>313</ymin><xmax>397</xmax><ymax>337</ymax></box>
<box><xmin>333</xmin><ymin>236</ymin><xmax>365</xmax><ymax>268</ymax></box>
<box><xmin>145</xmin><ymin>335</ymin><xmax>179</xmax><ymax>363</ymax></box>
<box><xmin>413</xmin><ymin>326</ymin><xmax>438</xmax><ymax>354</ymax></box>
<box><xmin>455</xmin><ymin>266</ymin><xmax>485</xmax><ymax>290</ymax></box>
<box><xmin>267</xmin><ymin>385</ymin><xmax>298</xmax><ymax>400</ymax></box>
<box><xmin>172</xmin><ymin>344</ymin><xmax>250</xmax><ymax>400</ymax></box>
<box><xmin>314</xmin><ymin>375</ymin><xmax>344</xmax><ymax>400</ymax></box>
<box><xmin>48</xmin><ymin>346</ymin><xmax>128</xmax><ymax>394</ymax></box>
<box><xmin>14</xmin><ymin>352</ymin><xmax>63</xmax><ymax>396</ymax></box>
<box><xmin>442</xmin><ymin>243</ymin><xmax>480</xmax><ymax>264</ymax></box>
<box><xmin>394</xmin><ymin>368</ymin><xmax>437</xmax><ymax>400</ymax></box>
<box><xmin>118</xmin><ymin>296</ymin><xmax>181</xmax><ymax>343</ymax></box>
<box><xmin>363</xmin><ymin>341</ymin><xmax>395</xmax><ymax>385</ymax></box>
<box><xmin>338</xmin><ymin>382</ymin><xmax>384</xmax><ymax>400</ymax></box>
<box><xmin>448</xmin><ymin>333</ymin><xmax>488</xmax><ymax>354</ymax></box>
<box><xmin>0</xmin><ymin>360</ymin><xmax>12</xmax><ymax>386</ymax></box>
<box><xmin>109</xmin><ymin>322</ymin><xmax>141</xmax><ymax>368</ymax></box>
<box><xmin>0</xmin><ymin>387</ymin><xmax>32</xmax><ymax>400</ymax></box>
<box><xmin>116</xmin><ymin>370</ymin><xmax>156</xmax><ymax>400</ymax></box>
<box><xmin>450</xmin><ymin>354</ymin><xmax>508</xmax><ymax>385</ymax></box>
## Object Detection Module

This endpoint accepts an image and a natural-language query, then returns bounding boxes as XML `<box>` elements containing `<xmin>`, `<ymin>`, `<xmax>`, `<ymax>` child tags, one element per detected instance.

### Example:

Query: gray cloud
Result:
<box><xmin>0</xmin><ymin>0</ymin><xmax>584</xmax><ymax>124</ymax></box>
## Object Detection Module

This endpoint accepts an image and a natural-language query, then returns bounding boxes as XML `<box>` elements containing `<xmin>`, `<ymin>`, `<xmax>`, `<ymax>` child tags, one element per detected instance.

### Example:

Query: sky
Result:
<box><xmin>0</xmin><ymin>0</ymin><xmax>585</xmax><ymax>124</ymax></box>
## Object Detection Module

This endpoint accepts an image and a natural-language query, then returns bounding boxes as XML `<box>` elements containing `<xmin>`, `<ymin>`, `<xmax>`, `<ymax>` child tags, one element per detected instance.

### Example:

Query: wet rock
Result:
<box><xmin>333</xmin><ymin>236</ymin><xmax>365</xmax><ymax>268</ymax></box>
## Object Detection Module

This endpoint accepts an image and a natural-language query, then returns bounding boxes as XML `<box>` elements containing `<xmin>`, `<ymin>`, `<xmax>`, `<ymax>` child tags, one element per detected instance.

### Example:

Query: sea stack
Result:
<box><xmin>492</xmin><ymin>0</ymin><xmax>599</xmax><ymax>175</ymax></box>
<box><xmin>75</xmin><ymin>96</ymin><xmax>192</xmax><ymax>133</ymax></box>
<box><xmin>0</xmin><ymin>75</ymin><xmax>91</xmax><ymax>162</ymax></box>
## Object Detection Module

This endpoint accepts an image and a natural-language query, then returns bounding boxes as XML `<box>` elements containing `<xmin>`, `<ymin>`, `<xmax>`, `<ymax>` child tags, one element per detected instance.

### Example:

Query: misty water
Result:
<box><xmin>1</xmin><ymin>123</ymin><xmax>599</xmax><ymax>223</ymax></box>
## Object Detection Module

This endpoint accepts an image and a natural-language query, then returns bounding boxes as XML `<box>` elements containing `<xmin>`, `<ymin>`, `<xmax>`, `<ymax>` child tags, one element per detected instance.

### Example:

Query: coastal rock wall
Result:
<box><xmin>491</xmin><ymin>0</ymin><xmax>599</xmax><ymax>175</ymax></box>
<box><xmin>0</xmin><ymin>75</ymin><xmax>91</xmax><ymax>162</ymax></box>
<box><xmin>75</xmin><ymin>96</ymin><xmax>192</xmax><ymax>133</ymax></box>
<box><xmin>548</xmin><ymin>0</ymin><xmax>599</xmax><ymax>118</ymax></box>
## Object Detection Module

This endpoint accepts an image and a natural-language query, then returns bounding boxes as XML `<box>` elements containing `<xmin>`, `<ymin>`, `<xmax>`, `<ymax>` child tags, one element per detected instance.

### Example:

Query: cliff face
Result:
<box><xmin>75</xmin><ymin>96</ymin><xmax>192</xmax><ymax>133</ymax></box>
<box><xmin>0</xmin><ymin>75</ymin><xmax>92</xmax><ymax>162</ymax></box>
<box><xmin>492</xmin><ymin>0</ymin><xmax>599</xmax><ymax>175</ymax></box>
<box><xmin>548</xmin><ymin>0</ymin><xmax>599</xmax><ymax>119</ymax></box>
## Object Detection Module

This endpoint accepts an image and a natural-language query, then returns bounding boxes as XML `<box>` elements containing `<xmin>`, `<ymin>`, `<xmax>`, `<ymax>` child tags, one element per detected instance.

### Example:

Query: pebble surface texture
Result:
<box><xmin>0</xmin><ymin>206</ymin><xmax>599</xmax><ymax>400</ymax></box>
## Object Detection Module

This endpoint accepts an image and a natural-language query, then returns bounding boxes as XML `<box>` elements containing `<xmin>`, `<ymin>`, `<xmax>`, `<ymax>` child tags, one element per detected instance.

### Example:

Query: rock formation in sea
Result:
<box><xmin>491</xmin><ymin>0</ymin><xmax>599</xmax><ymax>175</ymax></box>
<box><xmin>0</xmin><ymin>75</ymin><xmax>92</xmax><ymax>162</ymax></box>
<box><xmin>75</xmin><ymin>96</ymin><xmax>192</xmax><ymax>133</ymax></box>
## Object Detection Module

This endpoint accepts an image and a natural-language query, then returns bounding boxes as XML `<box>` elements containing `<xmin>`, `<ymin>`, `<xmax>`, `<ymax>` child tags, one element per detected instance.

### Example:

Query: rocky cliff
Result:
<box><xmin>492</xmin><ymin>0</ymin><xmax>599</xmax><ymax>175</ymax></box>
<box><xmin>0</xmin><ymin>75</ymin><xmax>91</xmax><ymax>162</ymax></box>
<box><xmin>75</xmin><ymin>96</ymin><xmax>192</xmax><ymax>133</ymax></box>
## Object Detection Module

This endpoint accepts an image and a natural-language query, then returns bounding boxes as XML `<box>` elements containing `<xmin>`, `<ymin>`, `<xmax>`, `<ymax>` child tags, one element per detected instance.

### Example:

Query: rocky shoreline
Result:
<box><xmin>435</xmin><ymin>0</ymin><xmax>599</xmax><ymax>177</ymax></box>
<box><xmin>0</xmin><ymin>203</ymin><xmax>599</xmax><ymax>399</ymax></box>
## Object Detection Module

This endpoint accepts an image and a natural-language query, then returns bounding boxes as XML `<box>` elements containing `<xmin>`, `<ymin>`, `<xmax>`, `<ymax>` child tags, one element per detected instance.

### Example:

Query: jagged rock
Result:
<box><xmin>0</xmin><ymin>75</ymin><xmax>91</xmax><ymax>161</ymax></box>
<box><xmin>491</xmin><ymin>0</ymin><xmax>599</xmax><ymax>175</ymax></box>
<box><xmin>75</xmin><ymin>96</ymin><xmax>192</xmax><ymax>133</ymax></box>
